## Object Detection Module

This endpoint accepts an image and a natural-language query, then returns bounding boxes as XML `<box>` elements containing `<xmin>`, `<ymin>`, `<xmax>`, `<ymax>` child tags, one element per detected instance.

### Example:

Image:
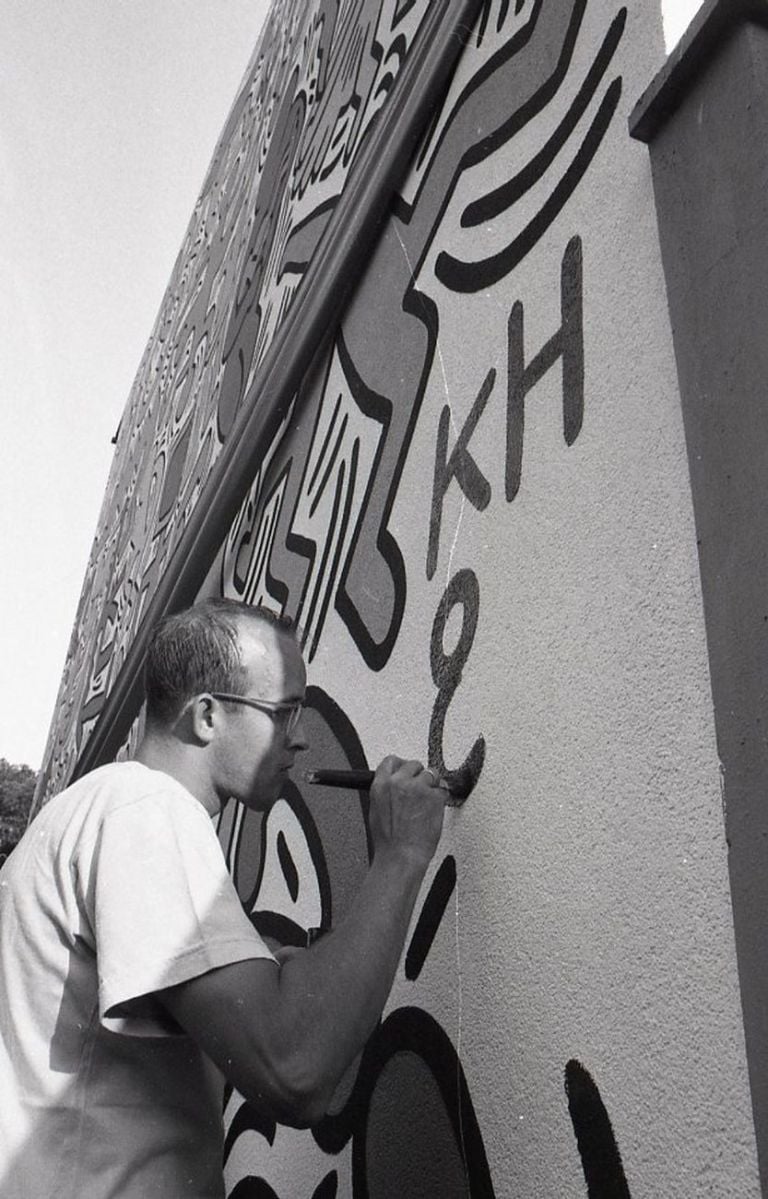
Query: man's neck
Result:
<box><xmin>134</xmin><ymin>731</ymin><xmax>221</xmax><ymax>818</ymax></box>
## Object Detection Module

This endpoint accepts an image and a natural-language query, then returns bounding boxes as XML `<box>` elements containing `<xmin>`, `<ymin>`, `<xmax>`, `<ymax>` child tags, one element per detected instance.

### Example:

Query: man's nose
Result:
<box><xmin>289</xmin><ymin>712</ymin><xmax>310</xmax><ymax>751</ymax></box>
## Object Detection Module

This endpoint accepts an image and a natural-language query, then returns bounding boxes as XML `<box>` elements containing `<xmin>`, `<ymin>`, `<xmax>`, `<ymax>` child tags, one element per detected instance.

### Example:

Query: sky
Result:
<box><xmin>1</xmin><ymin>0</ymin><xmax>700</xmax><ymax>770</ymax></box>
<box><xmin>1</xmin><ymin>0</ymin><xmax>271</xmax><ymax>767</ymax></box>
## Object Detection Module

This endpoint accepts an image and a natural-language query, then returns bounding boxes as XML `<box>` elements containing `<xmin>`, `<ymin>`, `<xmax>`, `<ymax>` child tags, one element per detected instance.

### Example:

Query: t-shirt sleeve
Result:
<box><xmin>86</xmin><ymin>787</ymin><xmax>275</xmax><ymax>1034</ymax></box>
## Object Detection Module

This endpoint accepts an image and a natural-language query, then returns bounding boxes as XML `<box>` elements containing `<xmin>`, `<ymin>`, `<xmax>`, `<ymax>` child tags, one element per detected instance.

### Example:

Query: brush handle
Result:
<box><xmin>305</xmin><ymin>769</ymin><xmax>375</xmax><ymax>789</ymax></box>
<box><xmin>304</xmin><ymin>767</ymin><xmax>467</xmax><ymax>805</ymax></box>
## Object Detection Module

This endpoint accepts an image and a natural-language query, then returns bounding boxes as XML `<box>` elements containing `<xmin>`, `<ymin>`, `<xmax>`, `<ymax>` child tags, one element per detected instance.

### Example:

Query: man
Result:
<box><xmin>0</xmin><ymin>598</ymin><xmax>445</xmax><ymax>1198</ymax></box>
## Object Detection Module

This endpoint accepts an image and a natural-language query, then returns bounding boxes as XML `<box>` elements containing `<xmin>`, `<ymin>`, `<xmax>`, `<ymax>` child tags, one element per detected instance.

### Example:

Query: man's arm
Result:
<box><xmin>159</xmin><ymin>756</ymin><xmax>445</xmax><ymax>1126</ymax></box>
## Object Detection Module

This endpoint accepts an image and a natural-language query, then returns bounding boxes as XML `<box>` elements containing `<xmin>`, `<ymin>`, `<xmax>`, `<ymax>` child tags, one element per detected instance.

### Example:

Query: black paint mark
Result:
<box><xmin>308</xmin><ymin>412</ymin><xmax>350</xmax><ymax>520</ymax></box>
<box><xmin>427</xmin><ymin>369</ymin><xmax>494</xmax><ymax>581</ymax></box>
<box><xmin>312</xmin><ymin>1007</ymin><xmax>494</xmax><ymax>1199</ymax></box>
<box><xmin>238</xmin><ymin>777</ymin><xmax>328</xmax><ymax>918</ymax></box>
<box><xmin>436</xmin><ymin>77</ymin><xmax>621</xmax><ymax>292</ymax></box>
<box><xmin>565</xmin><ymin>1060</ymin><xmax>632</xmax><ymax>1198</ymax></box>
<box><xmin>229</xmin><ymin>1180</ymin><xmax>280</xmax><ymax>1199</ymax></box>
<box><xmin>250</xmin><ymin>911</ymin><xmax>308</xmax><ymax>949</ymax></box>
<box><xmin>223</xmin><ymin>1100</ymin><xmax>276</xmax><ymax>1166</ymax></box>
<box><xmin>276</xmin><ymin>830</ymin><xmax>299</xmax><ymax>903</ymax></box>
<box><xmin>307</xmin><ymin>395</ymin><xmax>344</xmax><ymax>504</ymax></box>
<box><xmin>308</xmin><ymin>439</ymin><xmax>361</xmax><ymax>662</ymax></box>
<box><xmin>354</xmin><ymin>1008</ymin><xmax>495</xmax><ymax>1198</ymax></box>
<box><xmin>405</xmin><ymin>855</ymin><xmax>457</xmax><ymax>980</ymax></box>
<box><xmin>428</xmin><ymin>569</ymin><xmax>485</xmax><ymax>793</ymax></box>
<box><xmin>463</xmin><ymin>9</ymin><xmax>626</xmax><ymax>226</ymax></box>
<box><xmin>507</xmin><ymin>235</ymin><xmax>583</xmax><ymax>502</ymax></box>
<box><xmin>224</xmin><ymin>460</ymin><xmax>291</xmax><ymax>603</ymax></box>
<box><xmin>311</xmin><ymin>1171</ymin><xmax>339</xmax><ymax>1199</ymax></box>
<box><xmin>476</xmin><ymin>0</ymin><xmax>492</xmax><ymax>48</ymax></box>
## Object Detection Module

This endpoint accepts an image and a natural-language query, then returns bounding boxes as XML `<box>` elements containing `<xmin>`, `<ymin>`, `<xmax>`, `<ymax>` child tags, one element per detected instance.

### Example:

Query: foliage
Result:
<box><xmin>0</xmin><ymin>758</ymin><xmax>38</xmax><ymax>862</ymax></box>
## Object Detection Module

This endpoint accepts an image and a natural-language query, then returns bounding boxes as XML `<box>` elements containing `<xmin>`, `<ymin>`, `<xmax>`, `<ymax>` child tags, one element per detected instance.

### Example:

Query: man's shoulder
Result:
<box><xmin>52</xmin><ymin>761</ymin><xmax>197</xmax><ymax>820</ymax></box>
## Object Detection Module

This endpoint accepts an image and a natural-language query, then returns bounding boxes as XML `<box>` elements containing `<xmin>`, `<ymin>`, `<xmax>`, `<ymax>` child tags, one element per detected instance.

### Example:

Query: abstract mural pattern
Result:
<box><xmin>37</xmin><ymin>0</ymin><xmax>437</xmax><ymax>801</ymax></box>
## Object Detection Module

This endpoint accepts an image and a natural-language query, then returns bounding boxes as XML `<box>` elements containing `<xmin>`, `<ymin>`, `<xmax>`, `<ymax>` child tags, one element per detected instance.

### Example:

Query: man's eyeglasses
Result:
<box><xmin>210</xmin><ymin>693</ymin><xmax>304</xmax><ymax>738</ymax></box>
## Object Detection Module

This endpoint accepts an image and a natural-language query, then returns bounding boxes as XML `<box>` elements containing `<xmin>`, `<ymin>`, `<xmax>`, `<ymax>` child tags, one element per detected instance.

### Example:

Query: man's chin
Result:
<box><xmin>241</xmin><ymin>778</ymin><xmax>283</xmax><ymax>811</ymax></box>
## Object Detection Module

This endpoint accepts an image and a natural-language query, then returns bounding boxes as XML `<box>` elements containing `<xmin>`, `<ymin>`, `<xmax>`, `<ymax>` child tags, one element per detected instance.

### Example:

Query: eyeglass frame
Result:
<box><xmin>209</xmin><ymin>692</ymin><xmax>304</xmax><ymax>738</ymax></box>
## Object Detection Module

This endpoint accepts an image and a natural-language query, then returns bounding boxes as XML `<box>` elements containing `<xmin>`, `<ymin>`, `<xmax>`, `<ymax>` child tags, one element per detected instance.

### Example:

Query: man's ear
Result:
<box><xmin>189</xmin><ymin>694</ymin><xmax>217</xmax><ymax>745</ymax></box>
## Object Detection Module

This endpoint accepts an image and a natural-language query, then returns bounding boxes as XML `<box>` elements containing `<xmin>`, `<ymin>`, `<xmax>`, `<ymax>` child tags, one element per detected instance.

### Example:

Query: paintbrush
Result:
<box><xmin>304</xmin><ymin>765</ymin><xmax>474</xmax><ymax>806</ymax></box>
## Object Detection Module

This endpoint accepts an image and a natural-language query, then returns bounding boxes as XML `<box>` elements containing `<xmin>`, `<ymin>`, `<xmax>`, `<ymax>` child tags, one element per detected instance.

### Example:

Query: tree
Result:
<box><xmin>0</xmin><ymin>759</ymin><xmax>38</xmax><ymax>862</ymax></box>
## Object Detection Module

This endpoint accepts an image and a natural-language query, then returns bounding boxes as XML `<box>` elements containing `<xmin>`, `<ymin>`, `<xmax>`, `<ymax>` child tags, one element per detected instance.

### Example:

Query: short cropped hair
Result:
<box><xmin>144</xmin><ymin>598</ymin><xmax>295</xmax><ymax>725</ymax></box>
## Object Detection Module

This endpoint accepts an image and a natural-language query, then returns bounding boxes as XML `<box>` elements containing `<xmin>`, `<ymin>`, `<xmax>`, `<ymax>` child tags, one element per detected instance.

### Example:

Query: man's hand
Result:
<box><xmin>368</xmin><ymin>756</ymin><xmax>445</xmax><ymax>868</ymax></box>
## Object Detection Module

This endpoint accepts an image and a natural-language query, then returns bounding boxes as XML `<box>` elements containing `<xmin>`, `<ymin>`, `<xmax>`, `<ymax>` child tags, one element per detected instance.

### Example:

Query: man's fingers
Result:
<box><xmin>378</xmin><ymin>754</ymin><xmax>404</xmax><ymax>775</ymax></box>
<box><xmin>377</xmin><ymin>756</ymin><xmax>423</xmax><ymax>780</ymax></box>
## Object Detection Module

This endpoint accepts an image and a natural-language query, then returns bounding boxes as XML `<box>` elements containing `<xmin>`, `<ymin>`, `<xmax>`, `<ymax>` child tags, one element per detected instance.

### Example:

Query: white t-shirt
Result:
<box><xmin>0</xmin><ymin>761</ymin><xmax>274</xmax><ymax>1199</ymax></box>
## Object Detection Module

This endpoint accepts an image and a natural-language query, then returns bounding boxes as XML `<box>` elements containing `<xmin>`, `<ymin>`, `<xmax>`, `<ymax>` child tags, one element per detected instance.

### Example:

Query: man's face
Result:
<box><xmin>214</xmin><ymin>620</ymin><xmax>308</xmax><ymax>811</ymax></box>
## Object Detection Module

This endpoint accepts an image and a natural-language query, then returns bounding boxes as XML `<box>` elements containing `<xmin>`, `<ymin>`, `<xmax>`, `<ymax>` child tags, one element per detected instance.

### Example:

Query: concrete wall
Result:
<box><xmin>40</xmin><ymin>0</ymin><xmax>761</xmax><ymax>1194</ymax></box>
<box><xmin>631</xmin><ymin>0</ymin><xmax>768</xmax><ymax>1188</ymax></box>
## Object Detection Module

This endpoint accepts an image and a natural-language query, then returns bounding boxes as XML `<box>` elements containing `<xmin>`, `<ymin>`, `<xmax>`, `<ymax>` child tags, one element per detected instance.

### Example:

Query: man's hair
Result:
<box><xmin>144</xmin><ymin>598</ymin><xmax>295</xmax><ymax>725</ymax></box>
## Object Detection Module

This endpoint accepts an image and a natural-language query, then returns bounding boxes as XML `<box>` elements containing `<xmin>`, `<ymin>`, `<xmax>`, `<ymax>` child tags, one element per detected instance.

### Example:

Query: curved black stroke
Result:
<box><xmin>223</xmin><ymin>1100</ymin><xmax>276</xmax><ymax>1166</ymax></box>
<box><xmin>405</xmin><ymin>855</ymin><xmax>457</xmax><ymax>980</ymax></box>
<box><xmin>307</xmin><ymin>439</ymin><xmax>361</xmax><ymax>662</ymax></box>
<box><xmin>565</xmin><ymin>1059</ymin><xmax>632</xmax><ymax>1198</ymax></box>
<box><xmin>312</xmin><ymin>1006</ymin><xmax>494</xmax><ymax>1199</ymax></box>
<box><xmin>243</xmin><ymin>777</ymin><xmax>330</xmax><ymax>922</ymax></box>
<box><xmin>276</xmin><ymin>831</ymin><xmax>299</xmax><ymax>903</ymax></box>
<box><xmin>303</xmin><ymin>683</ymin><xmax>373</xmax><ymax>866</ymax></box>
<box><xmin>393</xmin><ymin>0</ymin><xmax>583</xmax><ymax>227</ymax></box>
<box><xmin>436</xmin><ymin>76</ymin><xmax>622</xmax><ymax>292</ymax></box>
<box><xmin>462</xmin><ymin>7</ymin><xmax>627</xmax><ymax>225</ymax></box>
<box><xmin>352</xmin><ymin>1007</ymin><xmax>495</xmax><ymax>1198</ymax></box>
<box><xmin>229</xmin><ymin>1179</ymin><xmax>281</xmax><ymax>1199</ymax></box>
<box><xmin>308</xmin><ymin>411</ymin><xmax>348</xmax><ymax>518</ymax></box>
<box><xmin>428</xmin><ymin>568</ymin><xmax>486</xmax><ymax>793</ymax></box>
<box><xmin>312</xmin><ymin>1172</ymin><xmax>339</xmax><ymax>1199</ymax></box>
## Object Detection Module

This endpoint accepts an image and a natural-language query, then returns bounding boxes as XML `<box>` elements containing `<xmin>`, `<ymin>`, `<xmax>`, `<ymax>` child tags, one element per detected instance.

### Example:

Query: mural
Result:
<box><xmin>38</xmin><ymin>0</ymin><xmax>763</xmax><ymax>1193</ymax></box>
<box><xmin>37</xmin><ymin>0</ymin><xmax>439</xmax><ymax>802</ymax></box>
<box><xmin>219</xmin><ymin>0</ymin><xmax>616</xmax><ymax>670</ymax></box>
<box><xmin>214</xmin><ymin>1</ymin><xmax>637</xmax><ymax>1192</ymax></box>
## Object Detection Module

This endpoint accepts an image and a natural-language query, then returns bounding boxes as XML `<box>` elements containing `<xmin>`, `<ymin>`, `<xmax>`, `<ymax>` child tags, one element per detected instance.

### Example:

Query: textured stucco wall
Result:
<box><xmin>40</xmin><ymin>0</ymin><xmax>761</xmax><ymax>1194</ymax></box>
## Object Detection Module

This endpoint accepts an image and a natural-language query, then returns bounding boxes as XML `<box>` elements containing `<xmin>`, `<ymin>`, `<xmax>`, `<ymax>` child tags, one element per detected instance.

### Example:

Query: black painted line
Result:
<box><xmin>223</xmin><ymin>1097</ymin><xmax>276</xmax><ymax>1164</ymax></box>
<box><xmin>303</xmin><ymin>458</ymin><xmax>347</xmax><ymax>654</ymax></box>
<box><xmin>307</xmin><ymin>391</ymin><xmax>342</xmax><ymax>497</ymax></box>
<box><xmin>309</xmin><ymin>437</ymin><xmax>361</xmax><ymax>661</ymax></box>
<box><xmin>463</xmin><ymin>7</ymin><xmax>626</xmax><ymax>225</ymax></box>
<box><xmin>435</xmin><ymin>76</ymin><xmax>622</xmax><ymax>293</ymax></box>
<box><xmin>309</xmin><ymin>411</ymin><xmax>349</xmax><ymax>518</ymax></box>
<box><xmin>565</xmin><ymin>1059</ymin><xmax>632</xmax><ymax>1198</ymax></box>
<box><xmin>405</xmin><ymin>855</ymin><xmax>457</xmax><ymax>980</ymax></box>
<box><xmin>276</xmin><ymin>829</ymin><xmax>300</xmax><ymax>904</ymax></box>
